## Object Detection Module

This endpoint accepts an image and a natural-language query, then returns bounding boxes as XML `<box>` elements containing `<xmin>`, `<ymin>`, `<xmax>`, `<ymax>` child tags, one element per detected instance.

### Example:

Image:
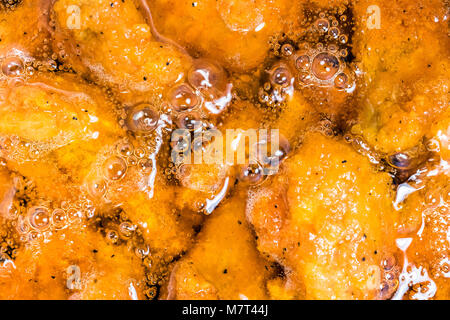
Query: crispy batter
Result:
<box><xmin>246</xmin><ymin>133</ymin><xmax>399</xmax><ymax>299</ymax></box>
<box><xmin>0</xmin><ymin>226</ymin><xmax>146</xmax><ymax>300</ymax></box>
<box><xmin>166</xmin><ymin>189</ymin><xmax>272</xmax><ymax>300</ymax></box>
<box><xmin>49</xmin><ymin>0</ymin><xmax>191</xmax><ymax>102</ymax></box>
<box><xmin>352</xmin><ymin>0</ymin><xmax>450</xmax><ymax>154</ymax></box>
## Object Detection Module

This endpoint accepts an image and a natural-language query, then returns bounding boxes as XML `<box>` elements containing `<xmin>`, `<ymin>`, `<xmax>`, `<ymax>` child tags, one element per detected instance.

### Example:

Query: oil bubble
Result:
<box><xmin>316</xmin><ymin>19</ymin><xmax>329</xmax><ymax>32</ymax></box>
<box><xmin>2</xmin><ymin>57</ymin><xmax>24</xmax><ymax>76</ymax></box>
<box><xmin>311</xmin><ymin>53</ymin><xmax>340</xmax><ymax>80</ymax></box>
<box><xmin>28</xmin><ymin>231</ymin><xmax>42</xmax><ymax>242</ymax></box>
<box><xmin>116</xmin><ymin>142</ymin><xmax>134</xmax><ymax>157</ymax></box>
<box><xmin>334</xmin><ymin>73</ymin><xmax>349</xmax><ymax>89</ymax></box>
<box><xmin>106</xmin><ymin>229</ymin><xmax>119</xmax><ymax>244</ymax></box>
<box><xmin>188</xmin><ymin>59</ymin><xmax>227</xmax><ymax>94</ymax></box>
<box><xmin>135</xmin><ymin>245</ymin><xmax>150</xmax><ymax>259</ymax></box>
<box><xmin>328</xmin><ymin>27</ymin><xmax>340</xmax><ymax>38</ymax></box>
<box><xmin>270</xmin><ymin>63</ymin><xmax>293</xmax><ymax>87</ymax></box>
<box><xmin>295</xmin><ymin>55</ymin><xmax>310</xmax><ymax>71</ymax></box>
<box><xmin>340</xmin><ymin>49</ymin><xmax>348</xmax><ymax>57</ymax></box>
<box><xmin>88</xmin><ymin>178</ymin><xmax>107</xmax><ymax>198</ymax></box>
<box><xmin>126</xmin><ymin>155</ymin><xmax>137</xmax><ymax>166</ymax></box>
<box><xmin>67</xmin><ymin>208</ymin><xmax>83</xmax><ymax>223</ymax></box>
<box><xmin>281</xmin><ymin>43</ymin><xmax>294</xmax><ymax>57</ymax></box>
<box><xmin>168</xmin><ymin>83</ymin><xmax>200</xmax><ymax>112</ymax></box>
<box><xmin>257</xmin><ymin>135</ymin><xmax>290</xmax><ymax>166</ymax></box>
<box><xmin>339</xmin><ymin>35</ymin><xmax>348</xmax><ymax>44</ymax></box>
<box><xmin>51</xmin><ymin>209</ymin><xmax>67</xmax><ymax>229</ymax></box>
<box><xmin>176</xmin><ymin>112</ymin><xmax>202</xmax><ymax>131</ymax></box>
<box><xmin>103</xmin><ymin>156</ymin><xmax>127</xmax><ymax>181</ymax></box>
<box><xmin>134</xmin><ymin>148</ymin><xmax>146</xmax><ymax>158</ymax></box>
<box><xmin>119</xmin><ymin>222</ymin><xmax>136</xmax><ymax>238</ymax></box>
<box><xmin>328</xmin><ymin>44</ymin><xmax>338</xmax><ymax>53</ymax></box>
<box><xmin>297</xmin><ymin>72</ymin><xmax>313</xmax><ymax>85</ymax></box>
<box><xmin>382</xmin><ymin>255</ymin><xmax>397</xmax><ymax>271</ymax></box>
<box><xmin>387</xmin><ymin>153</ymin><xmax>413</xmax><ymax>170</ymax></box>
<box><xmin>239</xmin><ymin>162</ymin><xmax>265</xmax><ymax>185</ymax></box>
<box><xmin>138</xmin><ymin>159</ymin><xmax>153</xmax><ymax>172</ymax></box>
<box><xmin>28</xmin><ymin>206</ymin><xmax>50</xmax><ymax>230</ymax></box>
<box><xmin>126</xmin><ymin>104</ymin><xmax>159</xmax><ymax>134</ymax></box>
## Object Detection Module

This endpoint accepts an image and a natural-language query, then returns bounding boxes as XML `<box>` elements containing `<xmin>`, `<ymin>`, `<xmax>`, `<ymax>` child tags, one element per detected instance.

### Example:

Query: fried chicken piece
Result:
<box><xmin>83</xmin><ymin>149</ymin><xmax>207</xmax><ymax>300</ymax></box>
<box><xmin>121</xmin><ymin>177</ymin><xmax>202</xmax><ymax>259</ymax></box>
<box><xmin>47</xmin><ymin>0</ymin><xmax>191</xmax><ymax>102</ymax></box>
<box><xmin>1</xmin><ymin>155</ymin><xmax>193</xmax><ymax>300</ymax></box>
<box><xmin>0</xmin><ymin>225</ymin><xmax>146</xmax><ymax>300</ymax></box>
<box><xmin>246</xmin><ymin>132</ymin><xmax>399</xmax><ymax>299</ymax></box>
<box><xmin>149</xmin><ymin>0</ymin><xmax>302</xmax><ymax>71</ymax></box>
<box><xmin>166</xmin><ymin>189</ymin><xmax>272</xmax><ymax>300</ymax></box>
<box><xmin>395</xmin><ymin>164</ymin><xmax>449</xmax><ymax>300</ymax></box>
<box><xmin>0</xmin><ymin>71</ymin><xmax>123</xmax><ymax>201</ymax></box>
<box><xmin>0</xmin><ymin>161</ymin><xmax>155</xmax><ymax>300</ymax></box>
<box><xmin>351</xmin><ymin>0</ymin><xmax>450</xmax><ymax>154</ymax></box>
<box><xmin>0</xmin><ymin>63</ymin><xmax>200</xmax><ymax>287</ymax></box>
<box><xmin>0</xmin><ymin>73</ymin><xmax>119</xmax><ymax>143</ymax></box>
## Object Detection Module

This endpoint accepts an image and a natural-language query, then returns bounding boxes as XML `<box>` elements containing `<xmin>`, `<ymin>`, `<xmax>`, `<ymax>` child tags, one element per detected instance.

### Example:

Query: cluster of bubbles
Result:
<box><xmin>260</xmin><ymin>13</ymin><xmax>355</xmax><ymax>107</ymax></box>
<box><xmin>8</xmin><ymin>151</ymin><xmax>150</xmax><ymax>248</ymax></box>
<box><xmin>425</xmin><ymin>204</ymin><xmax>450</xmax><ymax>282</ymax></box>
<box><xmin>86</xmin><ymin>139</ymin><xmax>154</xmax><ymax>201</ymax></box>
<box><xmin>117</xmin><ymin>101</ymin><xmax>167</xmax><ymax>184</ymax></box>
<box><xmin>0</xmin><ymin>0</ymin><xmax>22</xmax><ymax>10</ymax></box>
<box><xmin>10</xmin><ymin>193</ymin><xmax>165</xmax><ymax>299</ymax></box>
<box><xmin>167</xmin><ymin>59</ymin><xmax>233</xmax><ymax>121</ymax></box>
<box><xmin>90</xmin><ymin>208</ymin><xmax>140</xmax><ymax>247</ymax></box>
<box><xmin>314</xmin><ymin>118</ymin><xmax>336</xmax><ymax>138</ymax></box>
<box><xmin>10</xmin><ymin>192</ymin><xmax>168</xmax><ymax>302</ymax></box>
<box><xmin>301</xmin><ymin>13</ymin><xmax>355</xmax><ymax>90</ymax></box>
<box><xmin>238</xmin><ymin>134</ymin><xmax>291</xmax><ymax>186</ymax></box>
<box><xmin>12</xmin><ymin>197</ymin><xmax>94</xmax><ymax>245</ymax></box>
<box><xmin>0</xmin><ymin>52</ymin><xmax>63</xmax><ymax>81</ymax></box>
<box><xmin>258</xmin><ymin>60</ymin><xmax>295</xmax><ymax>107</ymax></box>
<box><xmin>380</xmin><ymin>254</ymin><xmax>401</xmax><ymax>299</ymax></box>
<box><xmin>4</xmin><ymin>135</ymin><xmax>160</xmax><ymax>246</ymax></box>
<box><xmin>167</xmin><ymin>60</ymin><xmax>230</xmax><ymax>171</ymax></box>
<box><xmin>0</xmin><ymin>53</ymin><xmax>50</xmax><ymax>86</ymax></box>
<box><xmin>294</xmin><ymin>44</ymin><xmax>353</xmax><ymax>90</ymax></box>
<box><xmin>282</xmin><ymin>40</ymin><xmax>353</xmax><ymax>89</ymax></box>
<box><xmin>170</xmin><ymin>116</ymin><xmax>217</xmax><ymax>170</ymax></box>
<box><xmin>0</xmin><ymin>135</ymin><xmax>71</xmax><ymax>164</ymax></box>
